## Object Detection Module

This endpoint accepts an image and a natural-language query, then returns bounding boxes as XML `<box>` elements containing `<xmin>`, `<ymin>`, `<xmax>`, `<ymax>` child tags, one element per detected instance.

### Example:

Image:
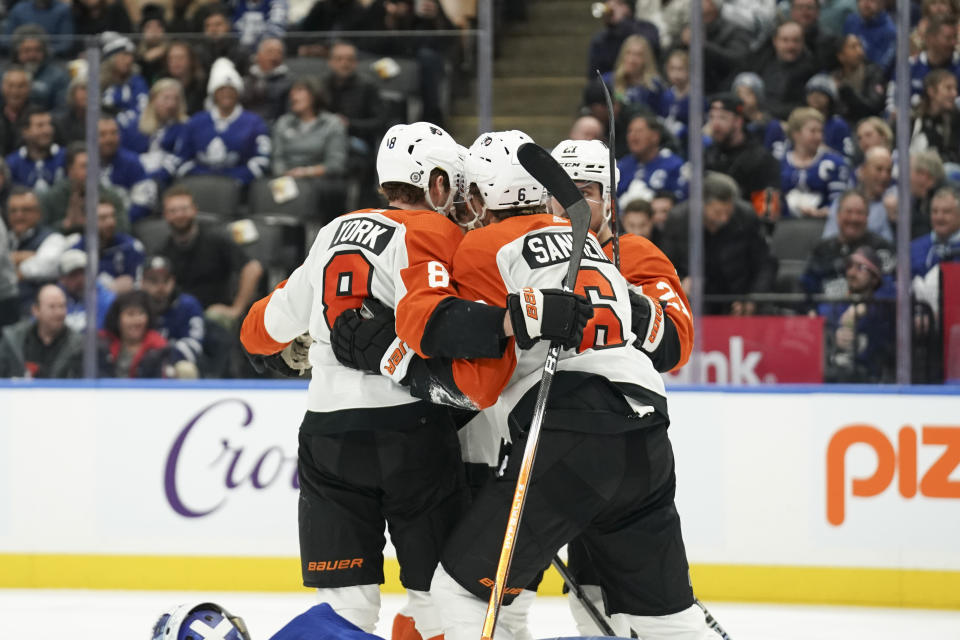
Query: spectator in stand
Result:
<box><xmin>196</xmin><ymin>4</ymin><xmax>250</xmax><ymax>75</ymax></box>
<box><xmin>6</xmin><ymin>105</ymin><xmax>65</xmax><ymax>192</ymax></box>
<box><xmin>0</xmin><ymin>67</ymin><xmax>33</xmax><ymax>156</ymax></box>
<box><xmin>97</xmin><ymin>289</ymin><xmax>196</xmax><ymax>379</ymax></box>
<box><xmin>598</xmin><ymin>35</ymin><xmax>666</xmax><ymax>116</ymax></box>
<box><xmin>750</xmin><ymin>21</ymin><xmax>818</xmax><ymax>120</ymax></box>
<box><xmin>680</xmin><ymin>0</ymin><xmax>751</xmax><ymax>95</ymax></box>
<box><xmin>72</xmin><ymin>0</ymin><xmax>134</xmax><ymax>38</ymax></box>
<box><xmin>852</xmin><ymin>115</ymin><xmax>893</xmax><ymax>167</ymax></box>
<box><xmin>617</xmin><ymin>112</ymin><xmax>688</xmax><ymax>206</ymax></box>
<box><xmin>831</xmin><ymin>33</ymin><xmax>887</xmax><ymax>124</ymax></box>
<box><xmin>70</xmin><ymin>196</ymin><xmax>145</xmax><ymax>294</ymax></box>
<box><xmin>650</xmin><ymin>190</ymin><xmax>676</xmax><ymax>234</ymax></box>
<box><xmin>909</xmin><ymin>69</ymin><xmax>960</xmax><ymax>167</ymax></box>
<box><xmin>780</xmin><ymin>107</ymin><xmax>852</xmax><ymax>218</ymax></box>
<box><xmin>118</xmin><ymin>79</ymin><xmax>188</xmax><ymax>189</ymax></box>
<box><xmin>58</xmin><ymin>248</ymin><xmax>114</xmax><ymax>333</ymax></box>
<box><xmin>820</xmin><ymin>0</ymin><xmax>859</xmax><ymax>36</ymax></box>
<box><xmin>662</xmin><ymin>48</ymin><xmax>691</xmax><ymax>146</ymax></box>
<box><xmin>790</xmin><ymin>0</ymin><xmax>835</xmax><ymax>67</ymax></box>
<box><xmin>141</xmin><ymin>254</ymin><xmax>206</xmax><ymax>371</ymax></box>
<box><xmin>231</xmin><ymin>0</ymin><xmax>288</xmax><ymax>51</ymax></box>
<box><xmin>766</xmin><ymin>74</ymin><xmax>853</xmax><ymax>159</ymax></box>
<box><xmin>568</xmin><ymin>114</ymin><xmax>605</xmax><ymax>141</ymax></box>
<box><xmin>801</xmin><ymin>189</ymin><xmax>894</xmax><ymax>296</ymax></box>
<box><xmin>168</xmin><ymin>0</ymin><xmax>207</xmax><ymax>32</ymax></box>
<box><xmin>820</xmin><ymin>245</ymin><xmax>895</xmax><ymax>383</ymax></box>
<box><xmin>892</xmin><ymin>14</ymin><xmax>960</xmax><ymax>116</ymax></box>
<box><xmin>136</xmin><ymin>4</ymin><xmax>171</xmax><ymax>86</ymax></box>
<box><xmin>731</xmin><ymin>71</ymin><xmax>773</xmax><ymax>144</ymax></box>
<box><xmin>824</xmin><ymin>146</ymin><xmax>894</xmax><ymax>241</ymax></box>
<box><xmin>661</xmin><ymin>172</ymin><xmax>776</xmax><ymax>315</ymax></box>
<box><xmin>842</xmin><ymin>0</ymin><xmax>896</xmax><ymax>71</ymax></box>
<box><xmin>272</xmin><ymin>77</ymin><xmax>347</xmax><ymax>183</ymax></box>
<box><xmin>7</xmin><ymin>187</ymin><xmax>68</xmax><ymax>306</ymax></box>
<box><xmin>0</xmin><ymin>216</ymin><xmax>20</xmax><ymax>328</ymax></box>
<box><xmin>242</xmin><ymin>37</ymin><xmax>293</xmax><ymax>124</ymax></box>
<box><xmin>11</xmin><ymin>26</ymin><xmax>69</xmax><ymax>112</ymax></box>
<box><xmin>3</xmin><ymin>0</ymin><xmax>74</xmax><ymax>59</ymax></box>
<box><xmin>911</xmin><ymin>0</ymin><xmax>959</xmax><ymax>55</ymax></box>
<box><xmin>0</xmin><ymin>283</ymin><xmax>82</xmax><ymax>378</ymax></box>
<box><xmin>587</xmin><ymin>0</ymin><xmax>661</xmax><ymax>76</ymax></box>
<box><xmin>361</xmin><ymin>0</ymin><xmax>455</xmax><ymax>127</ymax></box>
<box><xmin>895</xmin><ymin>150</ymin><xmax>947</xmax><ymax>239</ymax></box>
<box><xmin>176</xmin><ymin>58</ymin><xmax>271</xmax><ymax>187</ymax></box>
<box><xmin>39</xmin><ymin>142</ymin><xmax>128</xmax><ymax>234</ymax></box>
<box><xmin>299</xmin><ymin>0</ymin><xmax>366</xmax><ymax>56</ymax></box>
<box><xmin>705</xmin><ymin>93</ymin><xmax>781</xmax><ymax>220</ymax></box>
<box><xmin>54</xmin><ymin>78</ymin><xmax>87</xmax><ymax>146</ymax></box>
<box><xmin>324</xmin><ymin>40</ymin><xmax>388</xmax><ymax>205</ymax></box>
<box><xmin>910</xmin><ymin>184</ymin><xmax>960</xmax><ymax>277</ymax></box>
<box><xmin>719</xmin><ymin>0</ymin><xmax>778</xmax><ymax>50</ymax></box>
<box><xmin>159</xmin><ymin>186</ymin><xmax>264</xmax><ymax>325</ymax></box>
<box><xmin>100</xmin><ymin>33</ymin><xmax>149</xmax><ymax>119</ymax></box>
<box><xmin>620</xmin><ymin>198</ymin><xmax>656</xmax><ymax>242</ymax></box>
<box><xmin>162</xmin><ymin>41</ymin><xmax>207</xmax><ymax>115</ymax></box>
<box><xmin>98</xmin><ymin>115</ymin><xmax>157</xmax><ymax>223</ymax></box>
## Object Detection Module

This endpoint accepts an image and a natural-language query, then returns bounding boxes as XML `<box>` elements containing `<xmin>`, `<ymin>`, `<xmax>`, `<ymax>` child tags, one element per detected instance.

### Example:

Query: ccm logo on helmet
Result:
<box><xmin>826</xmin><ymin>424</ymin><xmax>960</xmax><ymax>525</ymax></box>
<box><xmin>307</xmin><ymin>558</ymin><xmax>364</xmax><ymax>571</ymax></box>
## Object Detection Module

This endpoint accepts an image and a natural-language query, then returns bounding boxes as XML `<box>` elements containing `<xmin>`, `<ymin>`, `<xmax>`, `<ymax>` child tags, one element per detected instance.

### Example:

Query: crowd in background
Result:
<box><xmin>0</xmin><ymin>0</ymin><xmax>957</xmax><ymax>383</ymax></box>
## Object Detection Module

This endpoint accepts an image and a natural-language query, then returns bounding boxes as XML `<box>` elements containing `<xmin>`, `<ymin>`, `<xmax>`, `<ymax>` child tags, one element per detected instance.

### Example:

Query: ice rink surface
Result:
<box><xmin>1</xmin><ymin>590</ymin><xmax>959</xmax><ymax>640</ymax></box>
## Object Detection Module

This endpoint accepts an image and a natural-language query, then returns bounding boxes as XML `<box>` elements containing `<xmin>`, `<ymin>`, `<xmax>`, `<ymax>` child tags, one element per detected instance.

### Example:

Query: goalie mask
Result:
<box><xmin>550</xmin><ymin>139</ymin><xmax>619</xmax><ymax>223</ymax></box>
<box><xmin>376</xmin><ymin>121</ymin><xmax>463</xmax><ymax>216</ymax></box>
<box><xmin>462</xmin><ymin>130</ymin><xmax>545</xmax><ymax>229</ymax></box>
<box><xmin>151</xmin><ymin>602</ymin><xmax>251</xmax><ymax>640</ymax></box>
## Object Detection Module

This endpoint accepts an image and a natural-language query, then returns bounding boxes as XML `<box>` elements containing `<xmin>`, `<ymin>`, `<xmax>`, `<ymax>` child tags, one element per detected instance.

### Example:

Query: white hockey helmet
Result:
<box><xmin>464</xmin><ymin>130</ymin><xmax>545</xmax><ymax>220</ymax></box>
<box><xmin>151</xmin><ymin>602</ymin><xmax>251</xmax><ymax>640</ymax></box>
<box><xmin>376</xmin><ymin>121</ymin><xmax>463</xmax><ymax>214</ymax></box>
<box><xmin>550</xmin><ymin>139</ymin><xmax>620</xmax><ymax>222</ymax></box>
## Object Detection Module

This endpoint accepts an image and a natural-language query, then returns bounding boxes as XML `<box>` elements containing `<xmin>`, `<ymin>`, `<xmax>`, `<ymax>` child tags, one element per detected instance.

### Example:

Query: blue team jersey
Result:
<box><xmin>766</xmin><ymin>117</ymin><xmax>854</xmax><ymax>161</ymax></box>
<box><xmin>103</xmin><ymin>75</ymin><xmax>149</xmax><ymax>119</ymax></box>
<box><xmin>101</xmin><ymin>148</ymin><xmax>158</xmax><ymax>222</ymax></box>
<box><xmin>176</xmin><ymin>107</ymin><xmax>271</xmax><ymax>186</ymax></box>
<box><xmin>602</xmin><ymin>71</ymin><xmax>668</xmax><ymax>116</ymax></box>
<box><xmin>117</xmin><ymin>111</ymin><xmax>185</xmax><ymax>185</ymax></box>
<box><xmin>72</xmin><ymin>232</ymin><xmax>145</xmax><ymax>281</ymax></box>
<box><xmin>156</xmin><ymin>292</ymin><xmax>205</xmax><ymax>363</ymax></box>
<box><xmin>781</xmin><ymin>148</ymin><xmax>852</xmax><ymax>216</ymax></box>
<box><xmin>616</xmin><ymin>148</ymin><xmax>688</xmax><ymax>203</ymax></box>
<box><xmin>662</xmin><ymin>89</ymin><xmax>693</xmax><ymax>146</ymax></box>
<box><xmin>910</xmin><ymin>231</ymin><xmax>960</xmax><ymax>277</ymax></box>
<box><xmin>6</xmin><ymin>145</ymin><xmax>65</xmax><ymax>191</ymax></box>
<box><xmin>886</xmin><ymin>51</ymin><xmax>960</xmax><ymax>114</ymax></box>
<box><xmin>232</xmin><ymin>0</ymin><xmax>287</xmax><ymax>48</ymax></box>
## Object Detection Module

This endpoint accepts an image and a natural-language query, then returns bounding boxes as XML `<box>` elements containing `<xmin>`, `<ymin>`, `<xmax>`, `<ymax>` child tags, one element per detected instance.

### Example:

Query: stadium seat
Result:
<box><xmin>244</xmin><ymin>213</ymin><xmax>307</xmax><ymax>287</ymax></box>
<box><xmin>173</xmin><ymin>175</ymin><xmax>243</xmax><ymax>219</ymax></box>
<box><xmin>285</xmin><ymin>56</ymin><xmax>328</xmax><ymax>78</ymax></box>
<box><xmin>248</xmin><ymin>177</ymin><xmax>320</xmax><ymax>219</ymax></box>
<box><xmin>770</xmin><ymin>217</ymin><xmax>827</xmax><ymax>293</ymax></box>
<box><xmin>133</xmin><ymin>213</ymin><xmax>227</xmax><ymax>255</ymax></box>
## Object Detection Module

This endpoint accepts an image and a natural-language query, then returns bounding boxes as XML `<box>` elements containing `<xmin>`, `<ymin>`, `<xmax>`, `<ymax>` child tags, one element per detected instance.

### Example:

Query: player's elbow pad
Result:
<box><xmin>629</xmin><ymin>291</ymin><xmax>682</xmax><ymax>372</ymax></box>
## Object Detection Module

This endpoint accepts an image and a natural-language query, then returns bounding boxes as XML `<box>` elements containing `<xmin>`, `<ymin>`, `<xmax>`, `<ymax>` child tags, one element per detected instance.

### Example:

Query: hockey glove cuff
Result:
<box><xmin>379</xmin><ymin>336</ymin><xmax>416</xmax><ymax>383</ymax></box>
<box><xmin>330</xmin><ymin>298</ymin><xmax>399</xmax><ymax>374</ymax></box>
<box><xmin>280</xmin><ymin>332</ymin><xmax>313</xmax><ymax>371</ymax></box>
<box><xmin>629</xmin><ymin>291</ymin><xmax>665</xmax><ymax>354</ymax></box>
<box><xmin>506</xmin><ymin>287</ymin><xmax>594</xmax><ymax>350</ymax></box>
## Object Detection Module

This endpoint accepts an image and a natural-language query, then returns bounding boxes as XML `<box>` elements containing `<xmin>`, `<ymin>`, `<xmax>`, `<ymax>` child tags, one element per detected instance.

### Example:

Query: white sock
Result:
<box><xmin>316</xmin><ymin>584</ymin><xmax>381</xmax><ymax>633</ymax></box>
<box><xmin>497</xmin><ymin>589</ymin><xmax>535</xmax><ymax>640</ymax></box>
<box><xmin>398</xmin><ymin>588</ymin><xmax>443</xmax><ymax>639</ymax></box>
<box><xmin>567</xmin><ymin>584</ymin><xmax>632</xmax><ymax>637</ymax></box>
<box><xmin>431</xmin><ymin>565</ymin><xmax>513</xmax><ymax>640</ymax></box>
<box><xmin>623</xmin><ymin>602</ymin><xmax>710</xmax><ymax>640</ymax></box>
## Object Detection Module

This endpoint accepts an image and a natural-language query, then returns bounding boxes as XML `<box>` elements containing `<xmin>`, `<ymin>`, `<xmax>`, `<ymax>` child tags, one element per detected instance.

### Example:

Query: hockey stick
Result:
<box><xmin>479</xmin><ymin>142</ymin><xmax>593</xmax><ymax>640</ymax></box>
<box><xmin>696</xmin><ymin>598</ymin><xmax>732</xmax><ymax>640</ymax></box>
<box><xmin>596</xmin><ymin>69</ymin><xmax>621</xmax><ymax>271</ymax></box>
<box><xmin>550</xmin><ymin>555</ymin><xmax>617</xmax><ymax>636</ymax></box>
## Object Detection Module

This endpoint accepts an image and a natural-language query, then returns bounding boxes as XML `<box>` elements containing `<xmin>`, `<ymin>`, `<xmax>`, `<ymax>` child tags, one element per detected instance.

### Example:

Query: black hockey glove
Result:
<box><xmin>330</xmin><ymin>298</ymin><xmax>399</xmax><ymax>374</ymax></box>
<box><xmin>506</xmin><ymin>287</ymin><xmax>594</xmax><ymax>350</ymax></box>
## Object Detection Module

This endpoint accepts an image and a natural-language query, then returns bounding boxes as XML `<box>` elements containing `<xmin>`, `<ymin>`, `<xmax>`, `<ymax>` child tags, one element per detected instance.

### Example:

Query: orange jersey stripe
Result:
<box><xmin>240</xmin><ymin>279</ymin><xmax>292</xmax><ymax>355</ymax></box>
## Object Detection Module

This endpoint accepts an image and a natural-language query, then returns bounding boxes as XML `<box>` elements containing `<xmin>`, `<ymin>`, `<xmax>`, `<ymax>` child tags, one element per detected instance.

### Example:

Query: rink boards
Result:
<box><xmin>0</xmin><ymin>381</ymin><xmax>958</xmax><ymax>608</ymax></box>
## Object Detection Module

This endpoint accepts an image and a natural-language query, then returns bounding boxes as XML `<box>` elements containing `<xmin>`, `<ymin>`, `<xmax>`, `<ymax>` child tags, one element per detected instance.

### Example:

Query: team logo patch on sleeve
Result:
<box><xmin>330</xmin><ymin>217</ymin><xmax>396</xmax><ymax>254</ymax></box>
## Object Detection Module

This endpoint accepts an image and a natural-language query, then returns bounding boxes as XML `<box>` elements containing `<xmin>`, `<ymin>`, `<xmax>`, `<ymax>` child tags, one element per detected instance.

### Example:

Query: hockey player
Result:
<box><xmin>240</xmin><ymin>122</ymin><xmax>589</xmax><ymax>640</ymax></box>
<box><xmin>331</xmin><ymin>131</ymin><xmax>708</xmax><ymax>640</ymax></box>
<box><xmin>550</xmin><ymin>139</ymin><xmax>694</xmax><ymax>636</ymax></box>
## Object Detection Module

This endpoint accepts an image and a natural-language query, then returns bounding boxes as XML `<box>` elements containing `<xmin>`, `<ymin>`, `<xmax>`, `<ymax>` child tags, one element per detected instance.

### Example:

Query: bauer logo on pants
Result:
<box><xmin>307</xmin><ymin>558</ymin><xmax>364</xmax><ymax>571</ymax></box>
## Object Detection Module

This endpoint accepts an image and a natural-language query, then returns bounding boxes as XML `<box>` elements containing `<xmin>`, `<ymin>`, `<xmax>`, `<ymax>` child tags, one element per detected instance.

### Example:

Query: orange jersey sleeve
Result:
<box><xmin>240</xmin><ymin>279</ymin><xmax>291</xmax><ymax>355</ymax></box>
<box><xmin>605</xmin><ymin>234</ymin><xmax>694</xmax><ymax>371</ymax></box>
<box><xmin>380</xmin><ymin>209</ymin><xmax>465</xmax><ymax>357</ymax></box>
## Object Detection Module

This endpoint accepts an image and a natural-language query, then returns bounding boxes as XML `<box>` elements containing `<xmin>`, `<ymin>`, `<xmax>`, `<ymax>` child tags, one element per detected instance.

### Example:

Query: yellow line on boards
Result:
<box><xmin>1</xmin><ymin>555</ymin><xmax>958</xmax><ymax>609</ymax></box>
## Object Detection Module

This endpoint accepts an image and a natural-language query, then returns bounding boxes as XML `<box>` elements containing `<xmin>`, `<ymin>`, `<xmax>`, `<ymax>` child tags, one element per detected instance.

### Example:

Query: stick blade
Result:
<box><xmin>516</xmin><ymin>142</ymin><xmax>591</xmax><ymax>290</ymax></box>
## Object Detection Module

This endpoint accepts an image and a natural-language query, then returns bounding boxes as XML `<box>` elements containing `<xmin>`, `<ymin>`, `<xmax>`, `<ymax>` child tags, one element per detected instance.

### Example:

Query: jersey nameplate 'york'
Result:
<box><xmin>522</xmin><ymin>231</ymin><xmax>608</xmax><ymax>269</ymax></box>
<box><xmin>330</xmin><ymin>217</ymin><xmax>396</xmax><ymax>255</ymax></box>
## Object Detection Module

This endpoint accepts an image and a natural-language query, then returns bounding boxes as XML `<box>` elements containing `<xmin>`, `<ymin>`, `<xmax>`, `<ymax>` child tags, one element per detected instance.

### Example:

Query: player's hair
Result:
<box><xmin>467</xmin><ymin>183</ymin><xmax>547</xmax><ymax>220</ymax></box>
<box><xmin>381</xmin><ymin>168</ymin><xmax>450</xmax><ymax>205</ymax></box>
